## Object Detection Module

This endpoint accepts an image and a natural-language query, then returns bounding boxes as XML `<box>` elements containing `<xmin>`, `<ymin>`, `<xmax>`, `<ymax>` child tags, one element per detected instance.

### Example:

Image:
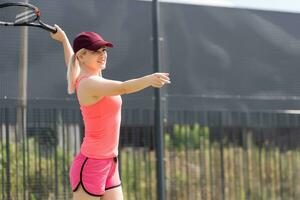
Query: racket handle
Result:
<box><xmin>39</xmin><ymin>20</ymin><xmax>57</xmax><ymax>33</ymax></box>
<box><xmin>44</xmin><ymin>24</ymin><xmax>57</xmax><ymax>33</ymax></box>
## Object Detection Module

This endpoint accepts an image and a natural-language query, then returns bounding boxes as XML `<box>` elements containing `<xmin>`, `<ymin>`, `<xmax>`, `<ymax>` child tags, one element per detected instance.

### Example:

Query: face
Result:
<box><xmin>78</xmin><ymin>47</ymin><xmax>108</xmax><ymax>71</ymax></box>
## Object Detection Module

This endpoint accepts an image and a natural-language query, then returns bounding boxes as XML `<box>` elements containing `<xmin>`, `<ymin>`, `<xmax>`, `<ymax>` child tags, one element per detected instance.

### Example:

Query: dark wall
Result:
<box><xmin>160</xmin><ymin>3</ymin><xmax>300</xmax><ymax>110</ymax></box>
<box><xmin>1</xmin><ymin>1</ymin><xmax>300</xmax><ymax>111</ymax></box>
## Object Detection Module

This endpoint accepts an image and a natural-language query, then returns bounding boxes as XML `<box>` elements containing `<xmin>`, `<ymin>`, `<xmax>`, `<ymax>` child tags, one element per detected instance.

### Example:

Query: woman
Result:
<box><xmin>51</xmin><ymin>25</ymin><xmax>170</xmax><ymax>200</ymax></box>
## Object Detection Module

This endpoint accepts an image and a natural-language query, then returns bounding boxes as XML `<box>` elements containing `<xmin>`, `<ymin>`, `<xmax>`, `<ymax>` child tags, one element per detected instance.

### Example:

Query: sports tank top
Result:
<box><xmin>75</xmin><ymin>76</ymin><xmax>122</xmax><ymax>159</ymax></box>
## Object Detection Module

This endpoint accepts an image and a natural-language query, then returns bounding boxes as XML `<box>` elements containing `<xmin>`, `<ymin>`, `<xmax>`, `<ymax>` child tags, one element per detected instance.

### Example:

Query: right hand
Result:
<box><xmin>50</xmin><ymin>24</ymin><xmax>67</xmax><ymax>43</ymax></box>
<box><xmin>147</xmin><ymin>73</ymin><xmax>171</xmax><ymax>88</ymax></box>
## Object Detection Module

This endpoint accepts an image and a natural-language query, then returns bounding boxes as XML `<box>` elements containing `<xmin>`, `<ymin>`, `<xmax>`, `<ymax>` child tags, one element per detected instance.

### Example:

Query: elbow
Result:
<box><xmin>119</xmin><ymin>83</ymin><xmax>130</xmax><ymax>95</ymax></box>
<box><xmin>120</xmin><ymin>86</ymin><xmax>129</xmax><ymax>95</ymax></box>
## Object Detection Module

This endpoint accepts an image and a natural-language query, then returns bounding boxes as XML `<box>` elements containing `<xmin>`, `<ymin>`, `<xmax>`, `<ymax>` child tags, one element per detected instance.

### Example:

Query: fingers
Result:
<box><xmin>51</xmin><ymin>24</ymin><xmax>60</xmax><ymax>35</ymax></box>
<box><xmin>160</xmin><ymin>77</ymin><xmax>171</xmax><ymax>84</ymax></box>
<box><xmin>155</xmin><ymin>72</ymin><xmax>169</xmax><ymax>77</ymax></box>
<box><xmin>154</xmin><ymin>73</ymin><xmax>171</xmax><ymax>84</ymax></box>
<box><xmin>50</xmin><ymin>24</ymin><xmax>58</xmax><ymax>36</ymax></box>
<box><xmin>151</xmin><ymin>72</ymin><xmax>171</xmax><ymax>88</ymax></box>
<box><xmin>54</xmin><ymin>24</ymin><xmax>64</xmax><ymax>33</ymax></box>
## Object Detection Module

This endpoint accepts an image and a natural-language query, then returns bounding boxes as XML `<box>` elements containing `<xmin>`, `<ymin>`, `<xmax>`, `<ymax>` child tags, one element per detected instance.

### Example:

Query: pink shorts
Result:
<box><xmin>69</xmin><ymin>152</ymin><xmax>121</xmax><ymax>197</ymax></box>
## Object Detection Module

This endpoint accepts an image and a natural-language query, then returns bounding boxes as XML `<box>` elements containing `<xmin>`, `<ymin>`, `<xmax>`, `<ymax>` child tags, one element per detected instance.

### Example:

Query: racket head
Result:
<box><xmin>0</xmin><ymin>2</ymin><xmax>39</xmax><ymax>26</ymax></box>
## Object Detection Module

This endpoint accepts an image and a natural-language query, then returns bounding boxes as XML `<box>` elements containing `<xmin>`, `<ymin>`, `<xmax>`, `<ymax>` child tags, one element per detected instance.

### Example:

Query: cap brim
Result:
<box><xmin>86</xmin><ymin>40</ymin><xmax>114</xmax><ymax>51</ymax></box>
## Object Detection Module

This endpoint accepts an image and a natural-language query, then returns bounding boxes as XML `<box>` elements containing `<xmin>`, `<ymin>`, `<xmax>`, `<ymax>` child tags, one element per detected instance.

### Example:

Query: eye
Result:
<box><xmin>94</xmin><ymin>48</ymin><xmax>106</xmax><ymax>54</ymax></box>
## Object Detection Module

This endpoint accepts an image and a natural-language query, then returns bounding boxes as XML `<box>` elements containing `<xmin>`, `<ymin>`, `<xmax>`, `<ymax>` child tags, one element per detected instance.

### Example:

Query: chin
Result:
<box><xmin>100</xmin><ymin>65</ymin><xmax>106</xmax><ymax>70</ymax></box>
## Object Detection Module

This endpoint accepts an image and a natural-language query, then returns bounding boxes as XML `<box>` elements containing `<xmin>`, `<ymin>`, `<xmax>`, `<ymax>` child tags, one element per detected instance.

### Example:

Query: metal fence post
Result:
<box><xmin>152</xmin><ymin>0</ymin><xmax>165</xmax><ymax>200</ymax></box>
<box><xmin>18</xmin><ymin>1</ymin><xmax>29</xmax><ymax>198</ymax></box>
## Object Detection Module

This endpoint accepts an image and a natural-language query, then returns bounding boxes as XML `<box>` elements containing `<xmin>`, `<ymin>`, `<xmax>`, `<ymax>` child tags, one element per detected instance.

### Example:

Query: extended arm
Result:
<box><xmin>79</xmin><ymin>73</ymin><xmax>171</xmax><ymax>97</ymax></box>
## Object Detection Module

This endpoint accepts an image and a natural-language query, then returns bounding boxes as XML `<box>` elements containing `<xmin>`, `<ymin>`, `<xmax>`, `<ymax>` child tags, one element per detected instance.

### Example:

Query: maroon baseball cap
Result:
<box><xmin>72</xmin><ymin>32</ymin><xmax>114</xmax><ymax>54</ymax></box>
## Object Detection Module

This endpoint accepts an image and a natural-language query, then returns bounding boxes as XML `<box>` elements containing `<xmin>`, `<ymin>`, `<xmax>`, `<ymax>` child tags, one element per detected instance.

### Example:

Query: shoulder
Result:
<box><xmin>77</xmin><ymin>75</ymin><xmax>125</xmax><ymax>97</ymax></box>
<box><xmin>77</xmin><ymin>76</ymin><xmax>114</xmax><ymax>92</ymax></box>
<box><xmin>78</xmin><ymin>75</ymin><xmax>102</xmax><ymax>85</ymax></box>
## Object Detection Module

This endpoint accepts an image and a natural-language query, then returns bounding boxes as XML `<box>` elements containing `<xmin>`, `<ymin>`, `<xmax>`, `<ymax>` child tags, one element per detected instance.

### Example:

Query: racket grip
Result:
<box><xmin>44</xmin><ymin>24</ymin><xmax>57</xmax><ymax>33</ymax></box>
<box><xmin>39</xmin><ymin>21</ymin><xmax>57</xmax><ymax>33</ymax></box>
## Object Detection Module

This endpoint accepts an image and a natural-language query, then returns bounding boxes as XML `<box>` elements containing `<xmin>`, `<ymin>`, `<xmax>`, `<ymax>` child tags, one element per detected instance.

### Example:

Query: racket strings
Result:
<box><xmin>15</xmin><ymin>11</ymin><xmax>36</xmax><ymax>24</ymax></box>
<box><xmin>0</xmin><ymin>6</ymin><xmax>37</xmax><ymax>24</ymax></box>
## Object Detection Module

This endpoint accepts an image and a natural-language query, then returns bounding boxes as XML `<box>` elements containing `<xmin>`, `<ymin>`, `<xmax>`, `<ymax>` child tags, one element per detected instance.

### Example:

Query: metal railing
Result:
<box><xmin>0</xmin><ymin>107</ymin><xmax>299</xmax><ymax>200</ymax></box>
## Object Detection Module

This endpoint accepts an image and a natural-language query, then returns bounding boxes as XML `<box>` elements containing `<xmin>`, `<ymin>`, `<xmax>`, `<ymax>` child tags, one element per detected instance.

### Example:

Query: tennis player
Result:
<box><xmin>51</xmin><ymin>25</ymin><xmax>170</xmax><ymax>200</ymax></box>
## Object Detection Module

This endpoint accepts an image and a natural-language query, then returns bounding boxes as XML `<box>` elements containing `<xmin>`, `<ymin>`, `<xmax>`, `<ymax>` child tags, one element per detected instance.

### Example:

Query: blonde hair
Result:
<box><xmin>67</xmin><ymin>49</ymin><xmax>86</xmax><ymax>94</ymax></box>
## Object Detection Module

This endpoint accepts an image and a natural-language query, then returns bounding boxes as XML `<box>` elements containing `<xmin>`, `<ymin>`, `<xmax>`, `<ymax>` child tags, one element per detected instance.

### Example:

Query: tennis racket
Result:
<box><xmin>0</xmin><ymin>2</ymin><xmax>57</xmax><ymax>33</ymax></box>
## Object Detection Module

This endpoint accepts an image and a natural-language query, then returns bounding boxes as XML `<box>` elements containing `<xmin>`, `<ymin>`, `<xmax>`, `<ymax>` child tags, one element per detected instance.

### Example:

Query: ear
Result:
<box><xmin>77</xmin><ymin>54</ymin><xmax>83</xmax><ymax>62</ymax></box>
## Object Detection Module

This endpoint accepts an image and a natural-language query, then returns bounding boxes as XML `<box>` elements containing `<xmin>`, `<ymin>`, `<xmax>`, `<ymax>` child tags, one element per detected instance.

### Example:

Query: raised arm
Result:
<box><xmin>78</xmin><ymin>73</ymin><xmax>171</xmax><ymax>97</ymax></box>
<box><xmin>50</xmin><ymin>24</ymin><xmax>73</xmax><ymax>67</ymax></box>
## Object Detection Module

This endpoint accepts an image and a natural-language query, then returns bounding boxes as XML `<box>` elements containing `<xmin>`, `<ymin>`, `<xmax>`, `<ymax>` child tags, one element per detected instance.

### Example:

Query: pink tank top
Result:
<box><xmin>75</xmin><ymin>76</ymin><xmax>122</xmax><ymax>159</ymax></box>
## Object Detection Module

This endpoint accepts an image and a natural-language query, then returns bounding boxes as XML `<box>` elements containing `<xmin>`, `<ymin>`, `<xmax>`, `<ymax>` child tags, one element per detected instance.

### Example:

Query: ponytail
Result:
<box><xmin>67</xmin><ymin>54</ymin><xmax>80</xmax><ymax>94</ymax></box>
